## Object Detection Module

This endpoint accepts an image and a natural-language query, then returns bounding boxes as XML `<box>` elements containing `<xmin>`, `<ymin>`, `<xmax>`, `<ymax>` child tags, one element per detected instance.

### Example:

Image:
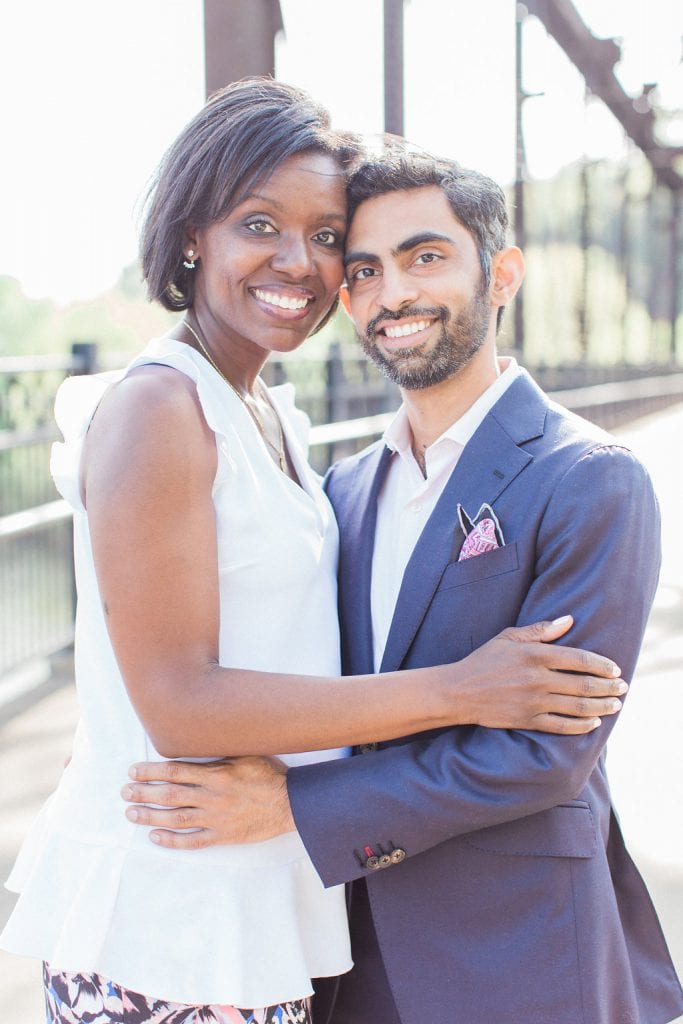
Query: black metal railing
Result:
<box><xmin>1</xmin><ymin>342</ymin><xmax>682</xmax><ymax>691</ymax></box>
<box><xmin>0</xmin><ymin>505</ymin><xmax>74</xmax><ymax>678</ymax></box>
<box><xmin>0</xmin><ymin>347</ymin><xmax>100</xmax><ymax>683</ymax></box>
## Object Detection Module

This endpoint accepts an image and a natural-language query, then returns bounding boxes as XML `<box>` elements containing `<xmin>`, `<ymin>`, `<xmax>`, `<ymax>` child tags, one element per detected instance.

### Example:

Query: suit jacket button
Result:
<box><xmin>379</xmin><ymin>854</ymin><xmax>392</xmax><ymax>868</ymax></box>
<box><xmin>365</xmin><ymin>855</ymin><xmax>380</xmax><ymax>870</ymax></box>
<box><xmin>358</xmin><ymin>743</ymin><xmax>378</xmax><ymax>754</ymax></box>
<box><xmin>390</xmin><ymin>848</ymin><xmax>406</xmax><ymax>864</ymax></box>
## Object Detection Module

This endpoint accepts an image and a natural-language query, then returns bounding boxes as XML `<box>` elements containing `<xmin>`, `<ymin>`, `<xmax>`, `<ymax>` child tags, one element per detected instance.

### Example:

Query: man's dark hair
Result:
<box><xmin>347</xmin><ymin>146</ymin><xmax>510</xmax><ymax>329</ymax></box>
<box><xmin>141</xmin><ymin>77</ymin><xmax>360</xmax><ymax>314</ymax></box>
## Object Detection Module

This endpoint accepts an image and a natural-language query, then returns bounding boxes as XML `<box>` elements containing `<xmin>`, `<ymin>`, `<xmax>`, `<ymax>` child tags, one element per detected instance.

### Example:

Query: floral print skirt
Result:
<box><xmin>43</xmin><ymin>964</ymin><xmax>312</xmax><ymax>1024</ymax></box>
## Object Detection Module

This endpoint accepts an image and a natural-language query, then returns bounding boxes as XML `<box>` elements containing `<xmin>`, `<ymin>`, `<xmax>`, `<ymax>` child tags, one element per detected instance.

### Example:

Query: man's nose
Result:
<box><xmin>270</xmin><ymin>235</ymin><xmax>315</xmax><ymax>279</ymax></box>
<box><xmin>375</xmin><ymin>267</ymin><xmax>418</xmax><ymax>313</ymax></box>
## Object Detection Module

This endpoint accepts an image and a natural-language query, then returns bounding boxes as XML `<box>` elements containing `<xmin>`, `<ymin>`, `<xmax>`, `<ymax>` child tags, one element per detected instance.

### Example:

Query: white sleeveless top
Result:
<box><xmin>1</xmin><ymin>338</ymin><xmax>352</xmax><ymax>1007</ymax></box>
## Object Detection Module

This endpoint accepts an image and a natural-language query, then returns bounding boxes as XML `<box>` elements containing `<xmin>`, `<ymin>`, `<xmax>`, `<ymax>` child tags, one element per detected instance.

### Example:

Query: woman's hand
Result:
<box><xmin>453</xmin><ymin>615</ymin><xmax>627</xmax><ymax>733</ymax></box>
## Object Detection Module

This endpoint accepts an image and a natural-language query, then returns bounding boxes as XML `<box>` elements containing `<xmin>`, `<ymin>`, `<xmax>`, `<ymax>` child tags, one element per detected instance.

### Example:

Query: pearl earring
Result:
<box><xmin>183</xmin><ymin>250</ymin><xmax>197</xmax><ymax>270</ymax></box>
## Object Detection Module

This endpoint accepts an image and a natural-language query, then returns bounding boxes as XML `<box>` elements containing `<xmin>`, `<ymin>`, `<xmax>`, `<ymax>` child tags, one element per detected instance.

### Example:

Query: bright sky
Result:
<box><xmin>1</xmin><ymin>0</ymin><xmax>681</xmax><ymax>304</ymax></box>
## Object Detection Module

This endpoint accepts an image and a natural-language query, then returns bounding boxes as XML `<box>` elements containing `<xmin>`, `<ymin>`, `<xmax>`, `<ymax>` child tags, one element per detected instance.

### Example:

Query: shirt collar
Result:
<box><xmin>383</xmin><ymin>357</ymin><xmax>520</xmax><ymax>455</ymax></box>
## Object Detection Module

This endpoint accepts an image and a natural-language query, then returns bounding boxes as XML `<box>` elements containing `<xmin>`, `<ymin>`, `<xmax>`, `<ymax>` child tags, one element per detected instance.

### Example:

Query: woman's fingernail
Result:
<box><xmin>610</xmin><ymin>663</ymin><xmax>622</xmax><ymax>677</ymax></box>
<box><xmin>590</xmin><ymin>719</ymin><xmax>602</xmax><ymax>729</ymax></box>
<box><xmin>617</xmin><ymin>681</ymin><xmax>628</xmax><ymax>694</ymax></box>
<box><xmin>150</xmin><ymin>832</ymin><xmax>161</xmax><ymax>844</ymax></box>
<box><xmin>552</xmin><ymin>615</ymin><xmax>571</xmax><ymax>626</ymax></box>
<box><xmin>126</xmin><ymin>808</ymin><xmax>139</xmax><ymax>822</ymax></box>
<box><xmin>128</xmin><ymin>766</ymin><xmax>138</xmax><ymax>779</ymax></box>
<box><xmin>121</xmin><ymin>786</ymin><xmax>133</xmax><ymax>800</ymax></box>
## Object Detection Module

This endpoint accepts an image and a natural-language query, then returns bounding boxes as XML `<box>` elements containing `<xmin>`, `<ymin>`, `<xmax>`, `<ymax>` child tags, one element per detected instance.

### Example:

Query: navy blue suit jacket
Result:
<box><xmin>288</xmin><ymin>370</ymin><xmax>683</xmax><ymax>1024</ymax></box>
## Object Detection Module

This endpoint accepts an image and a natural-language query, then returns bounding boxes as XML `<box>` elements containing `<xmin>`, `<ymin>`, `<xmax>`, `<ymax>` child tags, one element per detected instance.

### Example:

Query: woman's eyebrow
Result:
<box><xmin>238</xmin><ymin>193</ymin><xmax>346</xmax><ymax>224</ymax></box>
<box><xmin>320</xmin><ymin>212</ymin><xmax>348</xmax><ymax>224</ymax></box>
<box><xmin>239</xmin><ymin>191</ymin><xmax>285</xmax><ymax>210</ymax></box>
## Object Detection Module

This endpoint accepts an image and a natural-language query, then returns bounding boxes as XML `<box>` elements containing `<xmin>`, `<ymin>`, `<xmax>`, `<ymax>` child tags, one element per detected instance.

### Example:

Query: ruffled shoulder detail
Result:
<box><xmin>123</xmin><ymin>340</ymin><xmax>312</xmax><ymax>468</ymax></box>
<box><xmin>50</xmin><ymin>369</ymin><xmax>125</xmax><ymax>512</ymax></box>
<box><xmin>50</xmin><ymin>339</ymin><xmax>247</xmax><ymax>511</ymax></box>
<box><xmin>124</xmin><ymin>338</ymin><xmax>244</xmax><ymax>445</ymax></box>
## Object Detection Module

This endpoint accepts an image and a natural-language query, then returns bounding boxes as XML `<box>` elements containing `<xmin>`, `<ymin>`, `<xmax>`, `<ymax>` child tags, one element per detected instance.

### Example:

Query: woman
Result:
<box><xmin>1</xmin><ymin>79</ymin><xmax>625</xmax><ymax>1024</ymax></box>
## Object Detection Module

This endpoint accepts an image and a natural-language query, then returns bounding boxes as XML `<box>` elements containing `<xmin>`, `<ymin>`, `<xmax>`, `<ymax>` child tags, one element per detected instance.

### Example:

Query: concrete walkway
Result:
<box><xmin>1</xmin><ymin>404</ymin><xmax>682</xmax><ymax>1022</ymax></box>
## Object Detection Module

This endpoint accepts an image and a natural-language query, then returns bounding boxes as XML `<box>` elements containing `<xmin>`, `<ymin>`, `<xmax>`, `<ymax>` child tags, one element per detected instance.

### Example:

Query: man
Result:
<box><xmin>124</xmin><ymin>151</ymin><xmax>683</xmax><ymax>1023</ymax></box>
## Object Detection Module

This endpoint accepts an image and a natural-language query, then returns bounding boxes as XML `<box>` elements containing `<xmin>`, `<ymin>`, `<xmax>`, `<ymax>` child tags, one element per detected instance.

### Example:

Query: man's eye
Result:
<box><xmin>415</xmin><ymin>252</ymin><xmax>440</xmax><ymax>265</ymax></box>
<box><xmin>350</xmin><ymin>267</ymin><xmax>376</xmax><ymax>281</ymax></box>
<box><xmin>314</xmin><ymin>229</ymin><xmax>341</xmax><ymax>247</ymax></box>
<box><xmin>245</xmin><ymin>220</ymin><xmax>276</xmax><ymax>234</ymax></box>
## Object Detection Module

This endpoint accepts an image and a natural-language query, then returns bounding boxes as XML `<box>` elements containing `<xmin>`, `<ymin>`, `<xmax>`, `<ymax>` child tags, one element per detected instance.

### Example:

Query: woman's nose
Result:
<box><xmin>270</xmin><ymin>236</ymin><xmax>315</xmax><ymax>279</ymax></box>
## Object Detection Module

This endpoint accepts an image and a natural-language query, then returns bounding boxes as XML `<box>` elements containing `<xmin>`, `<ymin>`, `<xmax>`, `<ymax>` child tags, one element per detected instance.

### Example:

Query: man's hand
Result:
<box><xmin>121</xmin><ymin>755</ymin><xmax>295</xmax><ymax>849</ymax></box>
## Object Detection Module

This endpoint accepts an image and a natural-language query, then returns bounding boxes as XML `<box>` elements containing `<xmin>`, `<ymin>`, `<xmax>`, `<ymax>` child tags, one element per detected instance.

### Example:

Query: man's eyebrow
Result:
<box><xmin>394</xmin><ymin>232</ymin><xmax>455</xmax><ymax>255</ymax></box>
<box><xmin>344</xmin><ymin>232</ymin><xmax>456</xmax><ymax>268</ymax></box>
<box><xmin>344</xmin><ymin>249</ymin><xmax>378</xmax><ymax>269</ymax></box>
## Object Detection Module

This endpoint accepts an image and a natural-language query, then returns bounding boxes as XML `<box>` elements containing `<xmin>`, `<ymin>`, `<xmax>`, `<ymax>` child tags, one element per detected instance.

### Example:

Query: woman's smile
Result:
<box><xmin>249</xmin><ymin>284</ymin><xmax>316</xmax><ymax>319</ymax></box>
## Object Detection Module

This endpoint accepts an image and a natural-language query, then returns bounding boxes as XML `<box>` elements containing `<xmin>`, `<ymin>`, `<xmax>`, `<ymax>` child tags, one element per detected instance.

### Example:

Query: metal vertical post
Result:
<box><xmin>68</xmin><ymin>342</ymin><xmax>98</xmax><ymax>621</ymax></box>
<box><xmin>203</xmin><ymin>0</ymin><xmax>283</xmax><ymax>98</ymax></box>
<box><xmin>578</xmin><ymin>159</ymin><xmax>590</xmax><ymax>358</ymax></box>
<box><xmin>384</xmin><ymin>0</ymin><xmax>404</xmax><ymax>136</ymax></box>
<box><xmin>71</xmin><ymin>342</ymin><xmax>98</xmax><ymax>376</ymax></box>
<box><xmin>617</xmin><ymin>166</ymin><xmax>632</xmax><ymax>363</ymax></box>
<box><xmin>326</xmin><ymin>341</ymin><xmax>345</xmax><ymax>467</ymax></box>
<box><xmin>647</xmin><ymin>185</ymin><xmax>659</xmax><ymax>361</ymax></box>
<box><xmin>514</xmin><ymin>5</ymin><xmax>527</xmax><ymax>358</ymax></box>
<box><xmin>670</xmin><ymin>189</ymin><xmax>681</xmax><ymax>362</ymax></box>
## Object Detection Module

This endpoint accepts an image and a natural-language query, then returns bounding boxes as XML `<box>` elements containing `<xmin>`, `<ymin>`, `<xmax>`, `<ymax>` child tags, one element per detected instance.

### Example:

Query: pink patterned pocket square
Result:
<box><xmin>457</xmin><ymin>503</ymin><xmax>505</xmax><ymax>562</ymax></box>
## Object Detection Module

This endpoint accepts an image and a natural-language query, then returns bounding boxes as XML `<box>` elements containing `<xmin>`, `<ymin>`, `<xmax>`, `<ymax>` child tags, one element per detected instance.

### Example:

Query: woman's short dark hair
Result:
<box><xmin>141</xmin><ymin>77</ymin><xmax>359</xmax><ymax>312</ymax></box>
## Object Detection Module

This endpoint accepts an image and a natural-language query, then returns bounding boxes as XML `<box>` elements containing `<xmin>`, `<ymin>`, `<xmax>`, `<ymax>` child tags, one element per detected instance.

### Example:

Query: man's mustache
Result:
<box><xmin>364</xmin><ymin>305</ymin><xmax>448</xmax><ymax>341</ymax></box>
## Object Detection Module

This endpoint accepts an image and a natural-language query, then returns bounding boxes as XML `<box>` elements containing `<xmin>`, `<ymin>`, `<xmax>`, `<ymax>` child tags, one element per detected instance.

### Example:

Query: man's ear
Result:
<box><xmin>339</xmin><ymin>284</ymin><xmax>352</xmax><ymax>317</ymax></box>
<box><xmin>490</xmin><ymin>246</ymin><xmax>525</xmax><ymax>308</ymax></box>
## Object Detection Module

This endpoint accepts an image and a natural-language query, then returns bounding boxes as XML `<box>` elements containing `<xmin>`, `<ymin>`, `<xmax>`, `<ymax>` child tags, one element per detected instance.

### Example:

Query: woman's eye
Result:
<box><xmin>314</xmin><ymin>229</ymin><xmax>340</xmax><ymax>247</ymax></box>
<box><xmin>246</xmin><ymin>220</ymin><xmax>276</xmax><ymax>234</ymax></box>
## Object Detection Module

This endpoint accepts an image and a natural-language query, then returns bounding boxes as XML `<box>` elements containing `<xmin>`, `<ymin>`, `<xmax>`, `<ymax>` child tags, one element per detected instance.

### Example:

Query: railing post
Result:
<box><xmin>326</xmin><ymin>341</ymin><xmax>345</xmax><ymax>466</ymax></box>
<box><xmin>271</xmin><ymin>360</ymin><xmax>286</xmax><ymax>386</ymax></box>
<box><xmin>67</xmin><ymin>343</ymin><xmax>97</xmax><ymax>622</ymax></box>
<box><xmin>670</xmin><ymin>189</ymin><xmax>681</xmax><ymax>363</ymax></box>
<box><xmin>71</xmin><ymin>342</ymin><xmax>98</xmax><ymax>376</ymax></box>
<box><xmin>383</xmin><ymin>0</ymin><xmax>405</xmax><ymax>137</ymax></box>
<box><xmin>514</xmin><ymin>3</ymin><xmax>527</xmax><ymax>360</ymax></box>
<box><xmin>577</xmin><ymin>156</ymin><xmax>591</xmax><ymax>359</ymax></box>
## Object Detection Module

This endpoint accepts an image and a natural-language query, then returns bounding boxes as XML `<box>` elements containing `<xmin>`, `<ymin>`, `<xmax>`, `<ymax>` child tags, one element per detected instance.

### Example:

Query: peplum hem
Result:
<box><xmin>3</xmin><ymin>826</ymin><xmax>352</xmax><ymax>1007</ymax></box>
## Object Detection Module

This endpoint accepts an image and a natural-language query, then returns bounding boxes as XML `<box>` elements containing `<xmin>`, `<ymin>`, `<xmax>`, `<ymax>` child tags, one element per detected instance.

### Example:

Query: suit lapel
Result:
<box><xmin>338</xmin><ymin>444</ymin><xmax>393</xmax><ymax>676</ymax></box>
<box><xmin>379</xmin><ymin>372</ymin><xmax>548</xmax><ymax>672</ymax></box>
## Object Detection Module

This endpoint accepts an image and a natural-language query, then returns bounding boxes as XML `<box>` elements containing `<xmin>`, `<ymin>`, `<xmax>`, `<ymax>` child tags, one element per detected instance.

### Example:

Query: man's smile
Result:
<box><xmin>371</xmin><ymin>315</ymin><xmax>439</xmax><ymax>351</ymax></box>
<box><xmin>378</xmin><ymin>317</ymin><xmax>437</xmax><ymax>347</ymax></box>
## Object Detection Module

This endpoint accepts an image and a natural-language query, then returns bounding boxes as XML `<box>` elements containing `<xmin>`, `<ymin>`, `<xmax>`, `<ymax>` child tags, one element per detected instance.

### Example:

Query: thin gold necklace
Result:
<box><xmin>183</xmin><ymin>320</ymin><xmax>287</xmax><ymax>472</ymax></box>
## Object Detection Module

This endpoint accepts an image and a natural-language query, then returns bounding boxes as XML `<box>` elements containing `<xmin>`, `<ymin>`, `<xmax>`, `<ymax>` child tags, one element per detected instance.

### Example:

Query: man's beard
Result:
<box><xmin>357</xmin><ymin>285</ymin><xmax>491</xmax><ymax>391</ymax></box>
